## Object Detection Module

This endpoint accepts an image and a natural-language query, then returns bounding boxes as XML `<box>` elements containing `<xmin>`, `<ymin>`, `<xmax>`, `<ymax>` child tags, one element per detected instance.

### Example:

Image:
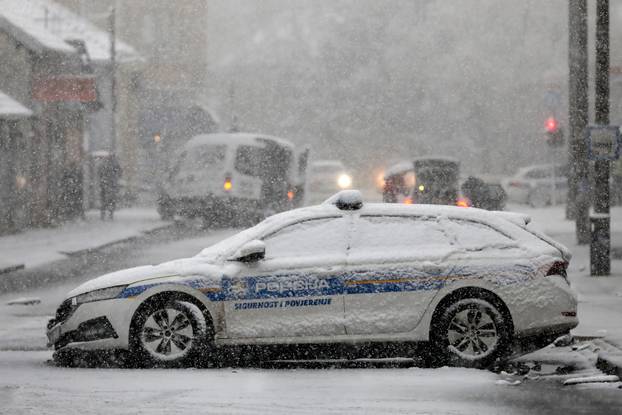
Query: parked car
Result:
<box><xmin>461</xmin><ymin>175</ymin><xmax>507</xmax><ymax>211</ymax></box>
<box><xmin>157</xmin><ymin>133</ymin><xmax>308</xmax><ymax>224</ymax></box>
<box><xmin>47</xmin><ymin>190</ymin><xmax>577</xmax><ymax>369</ymax></box>
<box><xmin>503</xmin><ymin>164</ymin><xmax>568</xmax><ymax>207</ymax></box>
<box><xmin>306</xmin><ymin>159</ymin><xmax>352</xmax><ymax>204</ymax></box>
<box><xmin>411</xmin><ymin>157</ymin><xmax>461</xmax><ymax>206</ymax></box>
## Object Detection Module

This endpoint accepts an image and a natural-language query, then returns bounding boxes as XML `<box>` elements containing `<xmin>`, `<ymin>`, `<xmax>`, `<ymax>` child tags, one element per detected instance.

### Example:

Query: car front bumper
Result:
<box><xmin>47</xmin><ymin>298</ymin><xmax>135</xmax><ymax>351</ymax></box>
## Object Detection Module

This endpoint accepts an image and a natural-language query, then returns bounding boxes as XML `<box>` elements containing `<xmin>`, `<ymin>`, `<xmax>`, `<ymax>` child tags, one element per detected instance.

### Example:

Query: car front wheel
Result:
<box><xmin>131</xmin><ymin>300</ymin><xmax>209</xmax><ymax>368</ymax></box>
<box><xmin>432</xmin><ymin>297</ymin><xmax>510</xmax><ymax>368</ymax></box>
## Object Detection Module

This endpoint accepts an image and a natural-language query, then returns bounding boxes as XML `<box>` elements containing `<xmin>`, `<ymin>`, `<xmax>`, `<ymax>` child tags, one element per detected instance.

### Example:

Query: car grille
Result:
<box><xmin>54</xmin><ymin>299</ymin><xmax>77</xmax><ymax>325</ymax></box>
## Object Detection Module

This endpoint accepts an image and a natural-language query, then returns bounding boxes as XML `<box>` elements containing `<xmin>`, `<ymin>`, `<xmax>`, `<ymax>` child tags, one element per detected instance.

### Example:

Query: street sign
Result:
<box><xmin>585</xmin><ymin>125</ymin><xmax>622</xmax><ymax>160</ymax></box>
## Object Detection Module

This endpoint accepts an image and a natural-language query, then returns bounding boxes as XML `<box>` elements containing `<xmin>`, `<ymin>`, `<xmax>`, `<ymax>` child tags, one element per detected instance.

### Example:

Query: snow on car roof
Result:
<box><xmin>384</xmin><ymin>161</ymin><xmax>413</xmax><ymax>178</ymax></box>
<box><xmin>197</xmin><ymin>197</ymin><xmax>538</xmax><ymax>261</ymax></box>
<box><xmin>0</xmin><ymin>91</ymin><xmax>32</xmax><ymax>119</ymax></box>
<box><xmin>413</xmin><ymin>155</ymin><xmax>459</xmax><ymax>164</ymax></box>
<box><xmin>185</xmin><ymin>133</ymin><xmax>295</xmax><ymax>150</ymax></box>
<box><xmin>0</xmin><ymin>0</ymin><xmax>141</xmax><ymax>63</ymax></box>
<box><xmin>310</xmin><ymin>160</ymin><xmax>346</xmax><ymax>168</ymax></box>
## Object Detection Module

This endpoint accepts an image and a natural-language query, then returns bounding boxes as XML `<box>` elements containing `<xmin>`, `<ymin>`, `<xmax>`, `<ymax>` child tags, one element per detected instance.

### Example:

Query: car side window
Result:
<box><xmin>443</xmin><ymin>219</ymin><xmax>515</xmax><ymax>250</ymax></box>
<box><xmin>262</xmin><ymin>217</ymin><xmax>346</xmax><ymax>259</ymax></box>
<box><xmin>350</xmin><ymin>215</ymin><xmax>450</xmax><ymax>257</ymax></box>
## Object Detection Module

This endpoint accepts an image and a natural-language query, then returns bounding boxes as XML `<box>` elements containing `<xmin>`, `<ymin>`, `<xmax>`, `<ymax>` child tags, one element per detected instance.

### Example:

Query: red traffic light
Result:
<box><xmin>545</xmin><ymin>117</ymin><xmax>559</xmax><ymax>133</ymax></box>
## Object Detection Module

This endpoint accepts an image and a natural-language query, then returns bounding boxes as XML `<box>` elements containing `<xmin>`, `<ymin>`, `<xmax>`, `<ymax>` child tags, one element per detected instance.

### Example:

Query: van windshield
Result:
<box><xmin>178</xmin><ymin>145</ymin><xmax>226</xmax><ymax>174</ymax></box>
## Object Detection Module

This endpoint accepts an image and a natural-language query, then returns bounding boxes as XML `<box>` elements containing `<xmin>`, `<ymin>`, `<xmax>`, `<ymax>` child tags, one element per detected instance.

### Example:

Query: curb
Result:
<box><xmin>59</xmin><ymin>236</ymin><xmax>140</xmax><ymax>257</ymax></box>
<box><xmin>58</xmin><ymin>220</ymin><xmax>176</xmax><ymax>257</ymax></box>
<box><xmin>0</xmin><ymin>221</ymin><xmax>174</xmax><ymax>277</ymax></box>
<box><xmin>0</xmin><ymin>264</ymin><xmax>25</xmax><ymax>275</ymax></box>
<box><xmin>593</xmin><ymin>338</ymin><xmax>622</xmax><ymax>378</ymax></box>
<box><xmin>44</xmin><ymin>221</ymin><xmax>175</xmax><ymax>260</ymax></box>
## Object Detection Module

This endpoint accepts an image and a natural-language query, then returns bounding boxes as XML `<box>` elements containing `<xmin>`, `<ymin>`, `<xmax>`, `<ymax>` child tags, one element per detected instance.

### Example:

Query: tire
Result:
<box><xmin>431</xmin><ymin>297</ymin><xmax>510</xmax><ymax>369</ymax></box>
<box><xmin>130</xmin><ymin>300</ymin><xmax>209</xmax><ymax>368</ymax></box>
<box><xmin>528</xmin><ymin>187</ymin><xmax>549</xmax><ymax>208</ymax></box>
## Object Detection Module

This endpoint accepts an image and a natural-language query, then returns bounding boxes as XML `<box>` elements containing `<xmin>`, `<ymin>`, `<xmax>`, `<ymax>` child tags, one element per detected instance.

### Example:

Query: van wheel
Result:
<box><xmin>431</xmin><ymin>297</ymin><xmax>510</xmax><ymax>369</ymax></box>
<box><xmin>130</xmin><ymin>300</ymin><xmax>209</xmax><ymax>368</ymax></box>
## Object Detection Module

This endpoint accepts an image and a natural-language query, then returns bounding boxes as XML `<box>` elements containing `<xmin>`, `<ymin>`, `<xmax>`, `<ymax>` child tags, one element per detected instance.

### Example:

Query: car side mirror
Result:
<box><xmin>230</xmin><ymin>240</ymin><xmax>266</xmax><ymax>263</ymax></box>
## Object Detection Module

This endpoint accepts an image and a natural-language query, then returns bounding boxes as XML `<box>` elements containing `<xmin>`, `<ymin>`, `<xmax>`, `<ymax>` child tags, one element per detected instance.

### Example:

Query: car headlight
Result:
<box><xmin>72</xmin><ymin>285</ymin><xmax>128</xmax><ymax>305</ymax></box>
<box><xmin>337</xmin><ymin>174</ymin><xmax>352</xmax><ymax>189</ymax></box>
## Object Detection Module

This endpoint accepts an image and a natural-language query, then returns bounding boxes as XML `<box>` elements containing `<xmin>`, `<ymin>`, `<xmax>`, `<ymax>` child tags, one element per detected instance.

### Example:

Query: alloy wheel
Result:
<box><xmin>446</xmin><ymin>305</ymin><xmax>499</xmax><ymax>360</ymax></box>
<box><xmin>140</xmin><ymin>307</ymin><xmax>195</xmax><ymax>360</ymax></box>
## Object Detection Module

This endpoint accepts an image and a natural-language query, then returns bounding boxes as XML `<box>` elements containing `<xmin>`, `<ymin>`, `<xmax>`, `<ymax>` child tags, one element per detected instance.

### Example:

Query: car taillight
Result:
<box><xmin>403</xmin><ymin>197</ymin><xmax>413</xmax><ymax>205</ymax></box>
<box><xmin>546</xmin><ymin>260</ymin><xmax>568</xmax><ymax>280</ymax></box>
<box><xmin>223</xmin><ymin>177</ymin><xmax>232</xmax><ymax>191</ymax></box>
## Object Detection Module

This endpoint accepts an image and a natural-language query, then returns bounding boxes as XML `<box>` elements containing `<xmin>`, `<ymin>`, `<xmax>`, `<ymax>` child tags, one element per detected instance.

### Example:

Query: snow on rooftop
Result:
<box><xmin>0</xmin><ymin>0</ymin><xmax>140</xmax><ymax>63</ymax></box>
<box><xmin>0</xmin><ymin>91</ymin><xmax>32</xmax><ymax>118</ymax></box>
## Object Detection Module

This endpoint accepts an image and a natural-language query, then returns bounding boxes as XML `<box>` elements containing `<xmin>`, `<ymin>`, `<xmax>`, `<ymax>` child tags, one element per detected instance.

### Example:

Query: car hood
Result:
<box><xmin>66</xmin><ymin>258</ymin><xmax>205</xmax><ymax>298</ymax></box>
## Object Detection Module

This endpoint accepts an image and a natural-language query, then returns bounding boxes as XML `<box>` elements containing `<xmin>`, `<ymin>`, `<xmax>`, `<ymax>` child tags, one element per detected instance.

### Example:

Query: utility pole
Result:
<box><xmin>591</xmin><ymin>0</ymin><xmax>611</xmax><ymax>275</ymax></box>
<box><xmin>568</xmin><ymin>0</ymin><xmax>590</xmax><ymax>243</ymax></box>
<box><xmin>108</xmin><ymin>7</ymin><xmax>117</xmax><ymax>154</ymax></box>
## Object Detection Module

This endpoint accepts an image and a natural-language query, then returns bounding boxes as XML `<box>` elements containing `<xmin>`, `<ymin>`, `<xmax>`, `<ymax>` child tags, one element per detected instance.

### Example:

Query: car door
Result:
<box><xmin>224</xmin><ymin>216</ymin><xmax>349</xmax><ymax>339</ymax></box>
<box><xmin>344</xmin><ymin>214</ymin><xmax>454</xmax><ymax>335</ymax></box>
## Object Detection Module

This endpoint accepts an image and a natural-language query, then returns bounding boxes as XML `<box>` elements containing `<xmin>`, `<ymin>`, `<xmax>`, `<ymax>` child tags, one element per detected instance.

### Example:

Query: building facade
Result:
<box><xmin>0</xmin><ymin>0</ymin><xmax>142</xmax><ymax>228</ymax></box>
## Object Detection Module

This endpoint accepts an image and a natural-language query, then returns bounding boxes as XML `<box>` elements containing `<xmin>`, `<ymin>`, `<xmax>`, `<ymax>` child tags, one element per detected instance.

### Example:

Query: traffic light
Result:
<box><xmin>544</xmin><ymin>117</ymin><xmax>564</xmax><ymax>147</ymax></box>
<box><xmin>545</xmin><ymin>117</ymin><xmax>559</xmax><ymax>133</ymax></box>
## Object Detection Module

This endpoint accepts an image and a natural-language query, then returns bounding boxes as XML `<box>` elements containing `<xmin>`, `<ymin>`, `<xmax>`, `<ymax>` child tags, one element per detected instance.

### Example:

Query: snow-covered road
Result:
<box><xmin>1</xmin><ymin>350</ymin><xmax>621</xmax><ymax>415</ymax></box>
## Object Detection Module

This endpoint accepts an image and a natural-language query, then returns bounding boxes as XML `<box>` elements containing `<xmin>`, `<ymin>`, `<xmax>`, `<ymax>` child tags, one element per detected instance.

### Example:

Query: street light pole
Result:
<box><xmin>591</xmin><ymin>0</ymin><xmax>611</xmax><ymax>275</ymax></box>
<box><xmin>108</xmin><ymin>6</ymin><xmax>117</xmax><ymax>154</ymax></box>
<box><xmin>568</xmin><ymin>0</ymin><xmax>590</xmax><ymax>244</ymax></box>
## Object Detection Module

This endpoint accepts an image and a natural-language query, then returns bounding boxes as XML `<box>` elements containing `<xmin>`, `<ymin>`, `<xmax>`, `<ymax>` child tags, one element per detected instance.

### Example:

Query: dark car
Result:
<box><xmin>461</xmin><ymin>176</ymin><xmax>507</xmax><ymax>211</ymax></box>
<box><xmin>411</xmin><ymin>157</ymin><xmax>460</xmax><ymax>205</ymax></box>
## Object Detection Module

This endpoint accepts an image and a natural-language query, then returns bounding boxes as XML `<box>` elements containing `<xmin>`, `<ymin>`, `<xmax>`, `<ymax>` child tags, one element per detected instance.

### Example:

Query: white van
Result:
<box><xmin>157</xmin><ymin>133</ymin><xmax>308</xmax><ymax>224</ymax></box>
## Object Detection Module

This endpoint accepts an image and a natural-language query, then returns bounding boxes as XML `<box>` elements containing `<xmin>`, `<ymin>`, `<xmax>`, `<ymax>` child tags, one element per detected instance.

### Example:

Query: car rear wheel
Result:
<box><xmin>432</xmin><ymin>297</ymin><xmax>510</xmax><ymax>368</ymax></box>
<box><xmin>131</xmin><ymin>300</ymin><xmax>209</xmax><ymax>368</ymax></box>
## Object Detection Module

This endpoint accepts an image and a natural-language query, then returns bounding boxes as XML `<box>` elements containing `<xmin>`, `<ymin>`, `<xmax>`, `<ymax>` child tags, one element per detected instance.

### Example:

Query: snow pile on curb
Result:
<box><xmin>594</xmin><ymin>337</ymin><xmax>622</xmax><ymax>378</ymax></box>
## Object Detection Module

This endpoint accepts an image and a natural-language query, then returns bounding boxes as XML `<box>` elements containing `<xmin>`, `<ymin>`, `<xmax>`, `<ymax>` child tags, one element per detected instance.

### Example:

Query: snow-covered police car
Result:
<box><xmin>47</xmin><ymin>190</ymin><xmax>578</xmax><ymax>368</ymax></box>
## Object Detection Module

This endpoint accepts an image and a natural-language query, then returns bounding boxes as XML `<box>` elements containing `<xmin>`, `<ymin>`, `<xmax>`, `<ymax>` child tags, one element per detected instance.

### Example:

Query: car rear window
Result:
<box><xmin>442</xmin><ymin>219</ymin><xmax>516</xmax><ymax>250</ymax></box>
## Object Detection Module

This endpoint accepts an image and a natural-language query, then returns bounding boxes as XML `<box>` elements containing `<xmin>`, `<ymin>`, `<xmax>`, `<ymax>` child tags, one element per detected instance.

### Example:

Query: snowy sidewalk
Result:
<box><xmin>0</xmin><ymin>208</ymin><xmax>171</xmax><ymax>274</ymax></box>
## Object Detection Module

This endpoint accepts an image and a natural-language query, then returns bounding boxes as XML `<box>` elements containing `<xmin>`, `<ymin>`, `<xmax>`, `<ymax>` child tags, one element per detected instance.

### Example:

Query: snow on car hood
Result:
<box><xmin>66</xmin><ymin>259</ymin><xmax>194</xmax><ymax>298</ymax></box>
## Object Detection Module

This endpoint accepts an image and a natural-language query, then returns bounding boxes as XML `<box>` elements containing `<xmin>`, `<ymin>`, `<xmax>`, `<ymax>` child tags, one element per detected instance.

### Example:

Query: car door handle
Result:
<box><xmin>422</xmin><ymin>264</ymin><xmax>444</xmax><ymax>275</ymax></box>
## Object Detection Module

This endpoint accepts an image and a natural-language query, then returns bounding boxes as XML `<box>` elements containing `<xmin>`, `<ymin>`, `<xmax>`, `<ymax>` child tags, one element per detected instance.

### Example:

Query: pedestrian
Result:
<box><xmin>98</xmin><ymin>154</ymin><xmax>122</xmax><ymax>220</ymax></box>
<box><xmin>61</xmin><ymin>162</ymin><xmax>85</xmax><ymax>220</ymax></box>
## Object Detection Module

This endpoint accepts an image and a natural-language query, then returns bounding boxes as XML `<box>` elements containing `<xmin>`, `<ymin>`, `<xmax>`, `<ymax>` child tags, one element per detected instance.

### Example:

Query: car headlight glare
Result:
<box><xmin>337</xmin><ymin>174</ymin><xmax>352</xmax><ymax>189</ymax></box>
<box><xmin>73</xmin><ymin>285</ymin><xmax>128</xmax><ymax>305</ymax></box>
